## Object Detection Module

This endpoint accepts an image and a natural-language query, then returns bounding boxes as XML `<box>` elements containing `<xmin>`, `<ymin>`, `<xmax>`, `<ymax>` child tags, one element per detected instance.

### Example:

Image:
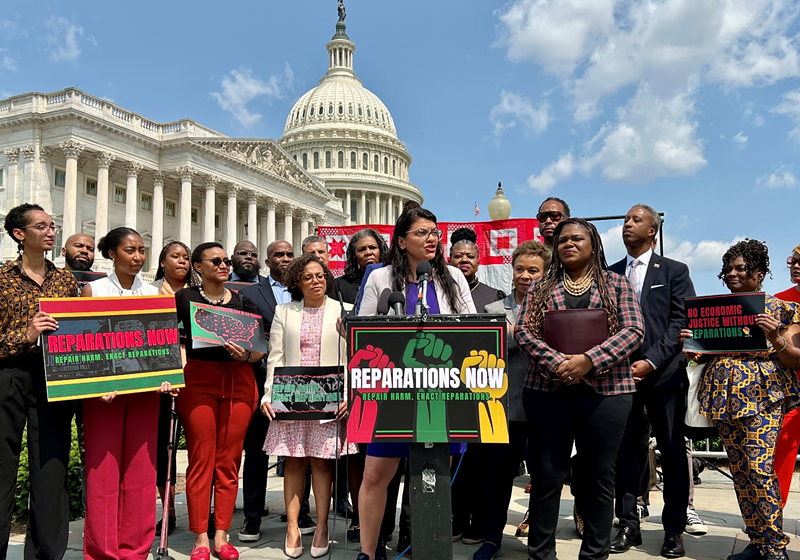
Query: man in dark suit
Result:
<box><xmin>609</xmin><ymin>204</ymin><xmax>694</xmax><ymax>558</ymax></box>
<box><xmin>236</xmin><ymin>239</ymin><xmax>295</xmax><ymax>542</ymax></box>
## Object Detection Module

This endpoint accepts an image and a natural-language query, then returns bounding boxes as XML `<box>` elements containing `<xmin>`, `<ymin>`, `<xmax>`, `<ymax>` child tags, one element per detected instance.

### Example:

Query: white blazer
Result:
<box><xmin>359</xmin><ymin>264</ymin><xmax>477</xmax><ymax>316</ymax></box>
<box><xmin>262</xmin><ymin>297</ymin><xmax>352</xmax><ymax>403</ymax></box>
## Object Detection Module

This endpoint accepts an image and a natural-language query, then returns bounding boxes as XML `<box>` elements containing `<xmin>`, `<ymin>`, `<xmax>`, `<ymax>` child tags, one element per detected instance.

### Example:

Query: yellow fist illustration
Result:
<box><xmin>460</xmin><ymin>350</ymin><xmax>508</xmax><ymax>443</ymax></box>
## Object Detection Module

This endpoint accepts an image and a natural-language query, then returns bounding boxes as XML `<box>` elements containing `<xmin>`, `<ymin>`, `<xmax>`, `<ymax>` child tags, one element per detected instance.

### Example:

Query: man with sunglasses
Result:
<box><xmin>536</xmin><ymin>197</ymin><xmax>571</xmax><ymax>251</ymax></box>
<box><xmin>238</xmin><ymin>240</ymin><xmax>297</xmax><ymax>542</ymax></box>
<box><xmin>773</xmin><ymin>244</ymin><xmax>800</xmax><ymax>511</ymax></box>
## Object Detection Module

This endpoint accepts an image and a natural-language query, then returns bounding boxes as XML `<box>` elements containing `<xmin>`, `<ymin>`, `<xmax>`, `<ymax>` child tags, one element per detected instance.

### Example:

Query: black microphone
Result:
<box><xmin>376</xmin><ymin>288</ymin><xmax>392</xmax><ymax>315</ymax></box>
<box><xmin>415</xmin><ymin>261</ymin><xmax>432</xmax><ymax>316</ymax></box>
<box><xmin>389</xmin><ymin>291</ymin><xmax>405</xmax><ymax>316</ymax></box>
<box><xmin>336</xmin><ymin>289</ymin><xmax>349</xmax><ymax>318</ymax></box>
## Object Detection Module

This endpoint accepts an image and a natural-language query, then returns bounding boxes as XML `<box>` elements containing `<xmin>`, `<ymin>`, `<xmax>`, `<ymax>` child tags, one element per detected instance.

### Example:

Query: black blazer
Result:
<box><xmin>240</xmin><ymin>275</ymin><xmax>279</xmax><ymax>332</ymax></box>
<box><xmin>610</xmin><ymin>253</ymin><xmax>696</xmax><ymax>389</ymax></box>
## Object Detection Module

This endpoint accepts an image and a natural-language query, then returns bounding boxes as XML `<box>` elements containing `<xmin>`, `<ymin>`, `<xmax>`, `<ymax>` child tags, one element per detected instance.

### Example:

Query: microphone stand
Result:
<box><xmin>156</xmin><ymin>396</ymin><xmax>178</xmax><ymax>559</ymax></box>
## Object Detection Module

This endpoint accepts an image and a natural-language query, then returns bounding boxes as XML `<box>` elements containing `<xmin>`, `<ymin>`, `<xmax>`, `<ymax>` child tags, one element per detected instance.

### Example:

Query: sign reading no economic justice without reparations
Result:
<box><xmin>683</xmin><ymin>292</ymin><xmax>767</xmax><ymax>354</ymax></box>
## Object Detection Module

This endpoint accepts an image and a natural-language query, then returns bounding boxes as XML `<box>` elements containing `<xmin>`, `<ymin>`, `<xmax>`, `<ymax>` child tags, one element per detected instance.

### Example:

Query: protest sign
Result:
<box><xmin>684</xmin><ymin>293</ymin><xmax>767</xmax><ymax>353</ymax></box>
<box><xmin>272</xmin><ymin>366</ymin><xmax>344</xmax><ymax>420</ymax></box>
<box><xmin>189</xmin><ymin>301</ymin><xmax>268</xmax><ymax>353</ymax></box>
<box><xmin>39</xmin><ymin>295</ymin><xmax>184</xmax><ymax>401</ymax></box>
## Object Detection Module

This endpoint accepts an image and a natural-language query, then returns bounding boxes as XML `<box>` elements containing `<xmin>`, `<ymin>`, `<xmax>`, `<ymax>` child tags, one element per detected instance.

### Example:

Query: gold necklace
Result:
<box><xmin>563</xmin><ymin>268</ymin><xmax>593</xmax><ymax>296</ymax></box>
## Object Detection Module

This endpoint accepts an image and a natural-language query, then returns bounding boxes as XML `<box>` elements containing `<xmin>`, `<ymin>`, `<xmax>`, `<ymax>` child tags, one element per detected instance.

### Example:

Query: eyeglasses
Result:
<box><xmin>788</xmin><ymin>257</ymin><xmax>800</xmax><ymax>268</ymax></box>
<box><xmin>301</xmin><ymin>273</ymin><xmax>326</xmax><ymax>283</ymax></box>
<box><xmin>272</xmin><ymin>251</ymin><xmax>294</xmax><ymax>258</ymax></box>
<box><xmin>536</xmin><ymin>211</ymin><xmax>564</xmax><ymax>223</ymax></box>
<box><xmin>234</xmin><ymin>250</ymin><xmax>258</xmax><ymax>259</ymax></box>
<box><xmin>406</xmin><ymin>228</ymin><xmax>443</xmax><ymax>240</ymax></box>
<box><xmin>24</xmin><ymin>223</ymin><xmax>62</xmax><ymax>233</ymax></box>
<box><xmin>202</xmin><ymin>257</ymin><xmax>232</xmax><ymax>268</ymax></box>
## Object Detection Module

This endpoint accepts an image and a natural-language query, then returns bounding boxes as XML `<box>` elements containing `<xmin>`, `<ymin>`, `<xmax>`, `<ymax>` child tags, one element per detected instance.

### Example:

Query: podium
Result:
<box><xmin>345</xmin><ymin>314</ymin><xmax>509</xmax><ymax>558</ymax></box>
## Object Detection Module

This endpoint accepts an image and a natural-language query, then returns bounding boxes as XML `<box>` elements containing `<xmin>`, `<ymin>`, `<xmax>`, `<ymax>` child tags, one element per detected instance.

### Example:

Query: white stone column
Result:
<box><xmin>225</xmin><ymin>185</ymin><xmax>239</xmax><ymax>253</ymax></box>
<box><xmin>20</xmin><ymin>146</ymin><xmax>36</xmax><ymax>205</ymax></box>
<box><xmin>94</xmin><ymin>153</ymin><xmax>115</xmax><ymax>243</ymax></box>
<box><xmin>59</xmin><ymin>141</ymin><xmax>85</xmax><ymax>240</ymax></box>
<box><xmin>258</xmin><ymin>208</ymin><xmax>269</xmax><ymax>255</ymax></box>
<box><xmin>266</xmin><ymin>197</ymin><xmax>277</xmax><ymax>243</ymax></box>
<box><xmin>247</xmin><ymin>194</ymin><xmax>258</xmax><ymax>242</ymax></box>
<box><xmin>344</xmin><ymin>190</ymin><xmax>351</xmax><ymax>225</ymax></box>
<box><xmin>125</xmin><ymin>162</ymin><xmax>142</xmax><ymax>229</ymax></box>
<box><xmin>203</xmin><ymin>176</ymin><xmax>218</xmax><ymax>242</ymax></box>
<box><xmin>4</xmin><ymin>148</ymin><xmax>20</xmax><ymax>209</ymax></box>
<box><xmin>178</xmin><ymin>167</ymin><xmax>195</xmax><ymax>245</ymax></box>
<box><xmin>36</xmin><ymin>146</ymin><xmax>54</xmax><ymax>214</ymax></box>
<box><xmin>151</xmin><ymin>172</ymin><xmax>165</xmax><ymax>269</ymax></box>
<box><xmin>283</xmin><ymin>204</ymin><xmax>295</xmax><ymax>250</ymax></box>
<box><xmin>374</xmin><ymin>193</ymin><xmax>381</xmax><ymax>224</ymax></box>
<box><xmin>387</xmin><ymin>194</ymin><xmax>394</xmax><ymax>224</ymax></box>
<box><xmin>359</xmin><ymin>190</ymin><xmax>366</xmax><ymax>224</ymax></box>
<box><xmin>300</xmin><ymin>211</ymin><xmax>310</xmax><ymax>241</ymax></box>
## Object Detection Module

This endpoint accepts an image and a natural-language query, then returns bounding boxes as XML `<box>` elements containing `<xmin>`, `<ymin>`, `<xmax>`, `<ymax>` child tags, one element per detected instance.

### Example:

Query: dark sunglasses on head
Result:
<box><xmin>536</xmin><ymin>211</ymin><xmax>564</xmax><ymax>223</ymax></box>
<box><xmin>202</xmin><ymin>257</ymin><xmax>232</xmax><ymax>268</ymax></box>
<box><xmin>234</xmin><ymin>250</ymin><xmax>258</xmax><ymax>259</ymax></box>
<box><xmin>272</xmin><ymin>251</ymin><xmax>294</xmax><ymax>258</ymax></box>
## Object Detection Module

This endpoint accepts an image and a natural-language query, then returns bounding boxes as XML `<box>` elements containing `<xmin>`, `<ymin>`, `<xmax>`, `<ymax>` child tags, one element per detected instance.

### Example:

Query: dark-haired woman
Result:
<box><xmin>152</xmin><ymin>240</ymin><xmax>192</xmax><ymax>536</ymax></box>
<box><xmin>81</xmin><ymin>227</ymin><xmax>176</xmax><ymax>560</ymax></box>
<box><xmin>449</xmin><ymin>227</ymin><xmax>506</xmax><ymax>313</ymax></box>
<box><xmin>0</xmin><ymin>204</ymin><xmax>79</xmax><ymax>560</ymax></box>
<box><xmin>261</xmin><ymin>254</ymin><xmax>357</xmax><ymax>558</ymax></box>
<box><xmin>682</xmin><ymin>240</ymin><xmax>800</xmax><ymax>560</ymax></box>
<box><xmin>175</xmin><ymin>242</ymin><xmax>264</xmax><ymax>560</ymax></box>
<box><xmin>335</xmin><ymin>228</ymin><xmax>388</xmax><ymax>304</ymax></box>
<box><xmin>514</xmin><ymin>218</ymin><xmax>644</xmax><ymax>560</ymax></box>
<box><xmin>356</xmin><ymin>207</ymin><xmax>476</xmax><ymax>560</ymax></box>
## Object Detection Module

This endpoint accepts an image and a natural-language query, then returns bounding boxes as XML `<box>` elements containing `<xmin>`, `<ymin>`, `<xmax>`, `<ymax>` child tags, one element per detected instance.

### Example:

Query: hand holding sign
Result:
<box><xmin>460</xmin><ymin>350</ymin><xmax>508</xmax><ymax>443</ymax></box>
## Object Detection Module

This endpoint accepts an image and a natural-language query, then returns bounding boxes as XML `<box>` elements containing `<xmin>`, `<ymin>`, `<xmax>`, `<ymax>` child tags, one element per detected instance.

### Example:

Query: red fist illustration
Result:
<box><xmin>348</xmin><ymin>345</ymin><xmax>394</xmax><ymax>443</ymax></box>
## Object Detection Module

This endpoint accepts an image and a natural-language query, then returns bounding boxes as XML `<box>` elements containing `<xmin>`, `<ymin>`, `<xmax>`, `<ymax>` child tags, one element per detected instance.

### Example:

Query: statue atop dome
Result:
<box><xmin>337</xmin><ymin>1</ymin><xmax>346</xmax><ymax>22</ymax></box>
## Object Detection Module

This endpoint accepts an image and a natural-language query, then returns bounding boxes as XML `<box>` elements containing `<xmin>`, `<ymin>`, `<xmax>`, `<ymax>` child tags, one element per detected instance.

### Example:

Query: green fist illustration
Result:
<box><xmin>402</xmin><ymin>332</ymin><xmax>452</xmax><ymax>442</ymax></box>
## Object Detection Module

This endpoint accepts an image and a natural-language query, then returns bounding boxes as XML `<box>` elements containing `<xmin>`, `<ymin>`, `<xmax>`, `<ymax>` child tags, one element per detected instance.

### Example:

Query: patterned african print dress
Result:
<box><xmin>697</xmin><ymin>295</ymin><xmax>800</xmax><ymax>554</ymax></box>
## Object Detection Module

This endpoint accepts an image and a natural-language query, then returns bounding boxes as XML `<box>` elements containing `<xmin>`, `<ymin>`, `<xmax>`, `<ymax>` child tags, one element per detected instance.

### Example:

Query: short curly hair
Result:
<box><xmin>512</xmin><ymin>240</ymin><xmax>551</xmax><ymax>267</ymax></box>
<box><xmin>4</xmin><ymin>203</ymin><xmax>45</xmax><ymax>251</ymax></box>
<box><xmin>283</xmin><ymin>254</ymin><xmax>335</xmax><ymax>301</ymax></box>
<box><xmin>718</xmin><ymin>239</ymin><xmax>772</xmax><ymax>283</ymax></box>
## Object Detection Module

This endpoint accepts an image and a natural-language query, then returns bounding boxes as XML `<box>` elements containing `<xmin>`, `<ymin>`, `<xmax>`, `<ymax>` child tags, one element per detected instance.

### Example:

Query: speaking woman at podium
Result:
<box><xmin>356</xmin><ymin>207</ymin><xmax>476</xmax><ymax>560</ymax></box>
<box><xmin>514</xmin><ymin>218</ymin><xmax>643</xmax><ymax>560</ymax></box>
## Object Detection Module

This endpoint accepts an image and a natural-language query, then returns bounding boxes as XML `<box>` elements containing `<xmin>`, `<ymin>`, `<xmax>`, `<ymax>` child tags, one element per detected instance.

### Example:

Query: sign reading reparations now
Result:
<box><xmin>346</xmin><ymin>315</ymin><xmax>508</xmax><ymax>444</ymax></box>
<box><xmin>39</xmin><ymin>295</ymin><xmax>184</xmax><ymax>401</ymax></box>
<box><xmin>683</xmin><ymin>293</ymin><xmax>767</xmax><ymax>354</ymax></box>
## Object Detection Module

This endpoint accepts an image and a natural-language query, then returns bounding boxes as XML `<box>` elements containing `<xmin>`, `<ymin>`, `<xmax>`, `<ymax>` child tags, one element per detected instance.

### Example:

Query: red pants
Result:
<box><xmin>83</xmin><ymin>392</ymin><xmax>160</xmax><ymax>560</ymax></box>
<box><xmin>177</xmin><ymin>359</ymin><xmax>257</xmax><ymax>533</ymax></box>
<box><xmin>775</xmin><ymin>407</ymin><xmax>800</xmax><ymax>506</ymax></box>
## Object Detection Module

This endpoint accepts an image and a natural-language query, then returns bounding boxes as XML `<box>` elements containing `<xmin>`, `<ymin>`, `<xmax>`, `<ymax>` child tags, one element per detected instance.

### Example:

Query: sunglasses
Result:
<box><xmin>202</xmin><ymin>257</ymin><xmax>232</xmax><ymax>268</ymax></box>
<box><xmin>272</xmin><ymin>251</ymin><xmax>294</xmax><ymax>258</ymax></box>
<box><xmin>536</xmin><ymin>211</ymin><xmax>564</xmax><ymax>223</ymax></box>
<box><xmin>788</xmin><ymin>257</ymin><xmax>800</xmax><ymax>268</ymax></box>
<box><xmin>234</xmin><ymin>250</ymin><xmax>258</xmax><ymax>259</ymax></box>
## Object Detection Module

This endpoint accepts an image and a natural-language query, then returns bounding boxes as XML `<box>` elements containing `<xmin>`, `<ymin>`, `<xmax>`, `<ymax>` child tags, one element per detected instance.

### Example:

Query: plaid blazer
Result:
<box><xmin>514</xmin><ymin>270</ymin><xmax>644</xmax><ymax>396</ymax></box>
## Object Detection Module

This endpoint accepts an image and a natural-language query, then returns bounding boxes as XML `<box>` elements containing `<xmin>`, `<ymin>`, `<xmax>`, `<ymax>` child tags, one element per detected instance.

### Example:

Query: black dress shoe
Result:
<box><xmin>661</xmin><ymin>532</ymin><xmax>685</xmax><ymax>558</ymax></box>
<box><xmin>610</xmin><ymin>526</ymin><xmax>642</xmax><ymax>553</ymax></box>
<box><xmin>727</xmin><ymin>543</ymin><xmax>766</xmax><ymax>560</ymax></box>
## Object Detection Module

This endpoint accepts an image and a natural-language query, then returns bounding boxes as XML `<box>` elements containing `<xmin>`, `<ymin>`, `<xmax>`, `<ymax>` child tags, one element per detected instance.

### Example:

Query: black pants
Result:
<box><xmin>524</xmin><ymin>385</ymin><xmax>632</xmax><ymax>560</ymax></box>
<box><xmin>482</xmin><ymin>421</ymin><xmax>528</xmax><ymax>544</ymax></box>
<box><xmin>615</xmin><ymin>384</ymin><xmax>689</xmax><ymax>534</ymax></box>
<box><xmin>0</xmin><ymin>359</ymin><xmax>75</xmax><ymax>560</ymax></box>
<box><xmin>452</xmin><ymin>442</ymin><xmax>491</xmax><ymax>534</ymax></box>
<box><xmin>242</xmin><ymin>362</ymin><xmax>270</xmax><ymax>523</ymax></box>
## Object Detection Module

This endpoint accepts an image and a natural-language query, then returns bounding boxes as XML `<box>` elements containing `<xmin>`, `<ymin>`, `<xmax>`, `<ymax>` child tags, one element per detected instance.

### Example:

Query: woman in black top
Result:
<box><xmin>334</xmin><ymin>228</ymin><xmax>388</xmax><ymax>304</ymax></box>
<box><xmin>175</xmin><ymin>242</ymin><xmax>265</xmax><ymax>560</ymax></box>
<box><xmin>448</xmin><ymin>227</ymin><xmax>505</xmax><ymax>313</ymax></box>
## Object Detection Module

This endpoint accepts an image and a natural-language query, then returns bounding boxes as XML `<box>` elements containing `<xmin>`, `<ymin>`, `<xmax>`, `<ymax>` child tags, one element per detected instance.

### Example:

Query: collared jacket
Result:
<box><xmin>514</xmin><ymin>270</ymin><xmax>644</xmax><ymax>396</ymax></box>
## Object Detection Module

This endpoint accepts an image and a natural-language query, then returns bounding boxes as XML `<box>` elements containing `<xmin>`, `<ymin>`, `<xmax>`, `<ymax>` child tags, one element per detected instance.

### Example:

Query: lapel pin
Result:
<box><xmin>653</xmin><ymin>263</ymin><xmax>661</xmax><ymax>268</ymax></box>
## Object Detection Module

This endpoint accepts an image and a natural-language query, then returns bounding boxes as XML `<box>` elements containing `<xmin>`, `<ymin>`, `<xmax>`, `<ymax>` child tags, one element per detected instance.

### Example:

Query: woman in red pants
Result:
<box><xmin>175</xmin><ymin>242</ymin><xmax>265</xmax><ymax>560</ymax></box>
<box><xmin>82</xmin><ymin>227</ymin><xmax>178</xmax><ymax>560</ymax></box>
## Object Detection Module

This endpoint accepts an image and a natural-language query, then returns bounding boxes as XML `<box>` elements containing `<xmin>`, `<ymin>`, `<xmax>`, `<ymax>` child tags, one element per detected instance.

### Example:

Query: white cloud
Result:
<box><xmin>524</xmin><ymin>86</ymin><xmax>706</xmax><ymax>191</ymax></box>
<box><xmin>773</xmin><ymin>88</ymin><xmax>800</xmax><ymax>140</ymax></box>
<box><xmin>46</xmin><ymin>17</ymin><xmax>94</xmax><ymax>62</ymax></box>
<box><xmin>489</xmin><ymin>90</ymin><xmax>550</xmax><ymax>138</ymax></box>
<box><xmin>211</xmin><ymin>64</ymin><xmax>294</xmax><ymax>128</ymax></box>
<box><xmin>757</xmin><ymin>163</ymin><xmax>797</xmax><ymax>188</ymax></box>
<box><xmin>742</xmin><ymin>103</ymin><xmax>766</xmax><ymax>127</ymax></box>
<box><xmin>0</xmin><ymin>49</ymin><xmax>16</xmax><ymax>72</ymax></box>
<box><xmin>526</xmin><ymin>152</ymin><xmax>574</xmax><ymax>194</ymax></box>
<box><xmin>731</xmin><ymin>131</ymin><xmax>748</xmax><ymax>148</ymax></box>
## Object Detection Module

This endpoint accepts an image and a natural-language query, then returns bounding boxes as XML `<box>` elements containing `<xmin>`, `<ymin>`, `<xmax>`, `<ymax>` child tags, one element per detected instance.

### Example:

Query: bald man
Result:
<box><xmin>61</xmin><ymin>233</ymin><xmax>95</xmax><ymax>272</ymax></box>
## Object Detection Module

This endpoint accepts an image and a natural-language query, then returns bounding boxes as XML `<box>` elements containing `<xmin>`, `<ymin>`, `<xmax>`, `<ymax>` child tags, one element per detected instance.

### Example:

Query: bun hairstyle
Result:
<box><xmin>97</xmin><ymin>227</ymin><xmax>140</xmax><ymax>260</ymax></box>
<box><xmin>191</xmin><ymin>242</ymin><xmax>225</xmax><ymax>273</ymax></box>
<box><xmin>4</xmin><ymin>203</ymin><xmax>45</xmax><ymax>253</ymax></box>
<box><xmin>449</xmin><ymin>227</ymin><xmax>479</xmax><ymax>257</ymax></box>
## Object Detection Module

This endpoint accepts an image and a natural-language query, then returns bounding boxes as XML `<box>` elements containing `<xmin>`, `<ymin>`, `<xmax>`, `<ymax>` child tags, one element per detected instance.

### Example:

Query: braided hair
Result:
<box><xmin>525</xmin><ymin>218</ymin><xmax>619</xmax><ymax>338</ymax></box>
<box><xmin>154</xmin><ymin>240</ymin><xmax>199</xmax><ymax>286</ymax></box>
<box><xmin>718</xmin><ymin>239</ymin><xmax>772</xmax><ymax>285</ymax></box>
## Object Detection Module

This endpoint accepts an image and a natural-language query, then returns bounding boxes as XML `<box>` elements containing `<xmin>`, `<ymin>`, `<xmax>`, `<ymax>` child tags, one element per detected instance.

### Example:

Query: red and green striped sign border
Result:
<box><xmin>46</xmin><ymin>370</ymin><xmax>185</xmax><ymax>401</ymax></box>
<box><xmin>39</xmin><ymin>294</ymin><xmax>178</xmax><ymax>316</ymax></box>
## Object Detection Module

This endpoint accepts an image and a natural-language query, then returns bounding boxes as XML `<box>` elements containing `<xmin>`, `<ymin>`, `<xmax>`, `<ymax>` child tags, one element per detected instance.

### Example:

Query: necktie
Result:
<box><xmin>628</xmin><ymin>259</ymin><xmax>641</xmax><ymax>301</ymax></box>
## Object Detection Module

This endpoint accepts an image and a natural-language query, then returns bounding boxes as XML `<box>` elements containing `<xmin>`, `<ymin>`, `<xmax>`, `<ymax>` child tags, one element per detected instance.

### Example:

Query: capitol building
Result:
<box><xmin>0</xmin><ymin>9</ymin><xmax>422</xmax><ymax>271</ymax></box>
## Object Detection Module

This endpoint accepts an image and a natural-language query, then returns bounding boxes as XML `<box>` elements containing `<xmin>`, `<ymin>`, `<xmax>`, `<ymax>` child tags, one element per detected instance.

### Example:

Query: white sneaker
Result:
<box><xmin>685</xmin><ymin>508</ymin><xmax>708</xmax><ymax>535</ymax></box>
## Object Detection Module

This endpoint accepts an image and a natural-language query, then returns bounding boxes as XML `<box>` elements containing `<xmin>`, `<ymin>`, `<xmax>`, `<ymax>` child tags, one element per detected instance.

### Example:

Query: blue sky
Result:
<box><xmin>2</xmin><ymin>0</ymin><xmax>799</xmax><ymax>296</ymax></box>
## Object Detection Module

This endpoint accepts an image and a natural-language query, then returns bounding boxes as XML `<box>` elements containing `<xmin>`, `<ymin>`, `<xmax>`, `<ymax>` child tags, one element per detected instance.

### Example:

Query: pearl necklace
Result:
<box><xmin>563</xmin><ymin>268</ymin><xmax>593</xmax><ymax>296</ymax></box>
<box><xmin>199</xmin><ymin>286</ymin><xmax>227</xmax><ymax>305</ymax></box>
